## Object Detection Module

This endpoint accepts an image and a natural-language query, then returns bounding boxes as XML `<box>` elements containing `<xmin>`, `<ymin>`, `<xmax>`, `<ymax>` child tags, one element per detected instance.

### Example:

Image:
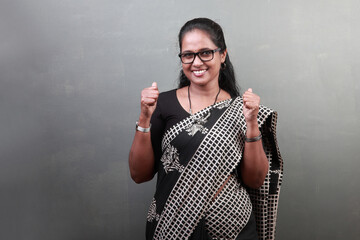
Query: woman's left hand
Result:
<box><xmin>241</xmin><ymin>88</ymin><xmax>268</xmax><ymax>189</ymax></box>
<box><xmin>242</xmin><ymin>88</ymin><xmax>260</xmax><ymax>124</ymax></box>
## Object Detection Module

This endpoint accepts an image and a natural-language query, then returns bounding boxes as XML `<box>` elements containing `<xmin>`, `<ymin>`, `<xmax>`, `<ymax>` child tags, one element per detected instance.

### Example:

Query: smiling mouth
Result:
<box><xmin>192</xmin><ymin>69</ymin><xmax>207</xmax><ymax>75</ymax></box>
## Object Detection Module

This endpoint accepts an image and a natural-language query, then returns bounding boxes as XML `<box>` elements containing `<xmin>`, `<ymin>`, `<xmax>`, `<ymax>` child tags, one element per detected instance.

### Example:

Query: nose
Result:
<box><xmin>192</xmin><ymin>54</ymin><xmax>203</xmax><ymax>66</ymax></box>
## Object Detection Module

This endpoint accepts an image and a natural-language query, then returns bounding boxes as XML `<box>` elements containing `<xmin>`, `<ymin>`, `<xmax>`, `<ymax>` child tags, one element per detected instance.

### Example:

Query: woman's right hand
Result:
<box><xmin>130</xmin><ymin>82</ymin><xmax>158</xmax><ymax>183</ymax></box>
<box><xmin>140</xmin><ymin>82</ymin><xmax>159</xmax><ymax>120</ymax></box>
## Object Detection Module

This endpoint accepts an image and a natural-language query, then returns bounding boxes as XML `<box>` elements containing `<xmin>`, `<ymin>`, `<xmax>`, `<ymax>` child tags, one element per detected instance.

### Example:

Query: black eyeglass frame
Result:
<box><xmin>178</xmin><ymin>48</ymin><xmax>222</xmax><ymax>64</ymax></box>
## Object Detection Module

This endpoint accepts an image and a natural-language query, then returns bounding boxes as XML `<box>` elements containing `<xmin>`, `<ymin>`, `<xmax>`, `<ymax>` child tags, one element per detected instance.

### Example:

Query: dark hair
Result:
<box><xmin>178</xmin><ymin>18</ymin><xmax>240</xmax><ymax>97</ymax></box>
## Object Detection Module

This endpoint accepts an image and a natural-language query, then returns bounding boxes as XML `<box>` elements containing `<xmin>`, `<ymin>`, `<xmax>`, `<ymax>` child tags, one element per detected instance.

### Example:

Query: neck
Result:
<box><xmin>188</xmin><ymin>83</ymin><xmax>221</xmax><ymax>115</ymax></box>
<box><xmin>188</xmin><ymin>82</ymin><xmax>220</xmax><ymax>99</ymax></box>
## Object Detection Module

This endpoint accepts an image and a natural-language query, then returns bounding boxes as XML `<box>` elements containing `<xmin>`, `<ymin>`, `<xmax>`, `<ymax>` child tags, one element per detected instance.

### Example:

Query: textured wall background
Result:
<box><xmin>1</xmin><ymin>0</ymin><xmax>359</xmax><ymax>239</ymax></box>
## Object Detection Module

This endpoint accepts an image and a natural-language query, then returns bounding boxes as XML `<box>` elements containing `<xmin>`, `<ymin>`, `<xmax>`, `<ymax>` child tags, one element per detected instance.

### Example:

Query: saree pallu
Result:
<box><xmin>146</xmin><ymin>97</ymin><xmax>283</xmax><ymax>240</ymax></box>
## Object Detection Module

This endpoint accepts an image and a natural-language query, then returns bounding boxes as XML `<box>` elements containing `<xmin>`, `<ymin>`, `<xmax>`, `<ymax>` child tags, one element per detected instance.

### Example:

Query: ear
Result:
<box><xmin>221</xmin><ymin>49</ymin><xmax>227</xmax><ymax>63</ymax></box>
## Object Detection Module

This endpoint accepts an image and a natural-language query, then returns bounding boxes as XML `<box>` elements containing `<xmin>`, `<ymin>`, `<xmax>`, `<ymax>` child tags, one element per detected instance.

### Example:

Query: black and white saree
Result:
<box><xmin>147</xmin><ymin>91</ymin><xmax>283</xmax><ymax>240</ymax></box>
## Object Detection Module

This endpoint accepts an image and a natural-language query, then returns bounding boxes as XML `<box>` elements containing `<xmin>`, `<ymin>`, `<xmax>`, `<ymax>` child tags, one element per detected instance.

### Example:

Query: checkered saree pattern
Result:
<box><xmin>151</xmin><ymin>97</ymin><xmax>283</xmax><ymax>240</ymax></box>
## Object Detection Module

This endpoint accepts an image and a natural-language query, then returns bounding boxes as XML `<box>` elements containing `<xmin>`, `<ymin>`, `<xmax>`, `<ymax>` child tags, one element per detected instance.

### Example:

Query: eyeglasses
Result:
<box><xmin>178</xmin><ymin>48</ymin><xmax>221</xmax><ymax>64</ymax></box>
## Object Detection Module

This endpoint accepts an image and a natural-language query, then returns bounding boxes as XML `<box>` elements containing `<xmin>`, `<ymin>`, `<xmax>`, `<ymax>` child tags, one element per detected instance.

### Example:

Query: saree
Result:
<box><xmin>147</xmin><ymin>96</ymin><xmax>283</xmax><ymax>240</ymax></box>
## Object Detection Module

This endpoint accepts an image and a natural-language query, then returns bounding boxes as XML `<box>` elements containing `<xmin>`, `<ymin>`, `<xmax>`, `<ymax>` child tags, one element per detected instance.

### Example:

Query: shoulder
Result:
<box><xmin>154</xmin><ymin>89</ymin><xmax>178</xmax><ymax>114</ymax></box>
<box><xmin>155</xmin><ymin>88</ymin><xmax>188</xmax><ymax>119</ymax></box>
<box><xmin>157</xmin><ymin>89</ymin><xmax>182</xmax><ymax>109</ymax></box>
<box><xmin>158</xmin><ymin>89</ymin><xmax>177</xmax><ymax>102</ymax></box>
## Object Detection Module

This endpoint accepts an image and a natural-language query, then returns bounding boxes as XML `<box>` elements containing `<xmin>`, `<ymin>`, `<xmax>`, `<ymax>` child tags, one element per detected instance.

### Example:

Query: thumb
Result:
<box><xmin>152</xmin><ymin>82</ymin><xmax>158</xmax><ymax>88</ymax></box>
<box><xmin>248</xmin><ymin>88</ymin><xmax>253</xmax><ymax>93</ymax></box>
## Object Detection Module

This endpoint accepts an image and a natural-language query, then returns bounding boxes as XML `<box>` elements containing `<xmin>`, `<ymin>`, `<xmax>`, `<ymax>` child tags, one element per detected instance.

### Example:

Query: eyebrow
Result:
<box><xmin>181</xmin><ymin>48</ymin><xmax>213</xmax><ymax>53</ymax></box>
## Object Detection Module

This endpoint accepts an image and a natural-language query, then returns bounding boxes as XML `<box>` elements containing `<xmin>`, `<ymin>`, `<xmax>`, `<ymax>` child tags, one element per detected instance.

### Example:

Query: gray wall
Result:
<box><xmin>1</xmin><ymin>0</ymin><xmax>359</xmax><ymax>239</ymax></box>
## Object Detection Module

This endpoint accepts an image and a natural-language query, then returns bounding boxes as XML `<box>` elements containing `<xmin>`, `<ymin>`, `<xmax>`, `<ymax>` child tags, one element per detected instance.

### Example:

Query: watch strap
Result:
<box><xmin>136</xmin><ymin>122</ymin><xmax>151</xmax><ymax>133</ymax></box>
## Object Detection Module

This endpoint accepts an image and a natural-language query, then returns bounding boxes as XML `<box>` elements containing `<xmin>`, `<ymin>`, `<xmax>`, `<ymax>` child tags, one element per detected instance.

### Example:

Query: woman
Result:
<box><xmin>129</xmin><ymin>18</ymin><xmax>283</xmax><ymax>240</ymax></box>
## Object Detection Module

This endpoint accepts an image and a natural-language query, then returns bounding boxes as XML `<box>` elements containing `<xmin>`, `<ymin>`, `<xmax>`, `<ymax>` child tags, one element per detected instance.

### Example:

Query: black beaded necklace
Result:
<box><xmin>188</xmin><ymin>85</ymin><xmax>221</xmax><ymax>115</ymax></box>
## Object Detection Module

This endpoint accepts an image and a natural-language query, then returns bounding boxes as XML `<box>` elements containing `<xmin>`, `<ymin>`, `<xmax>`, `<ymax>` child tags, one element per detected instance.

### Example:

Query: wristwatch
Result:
<box><xmin>135</xmin><ymin>122</ymin><xmax>151</xmax><ymax>133</ymax></box>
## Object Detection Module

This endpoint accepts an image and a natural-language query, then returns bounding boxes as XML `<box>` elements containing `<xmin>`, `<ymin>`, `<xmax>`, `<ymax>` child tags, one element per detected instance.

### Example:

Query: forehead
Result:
<box><xmin>181</xmin><ymin>29</ymin><xmax>217</xmax><ymax>51</ymax></box>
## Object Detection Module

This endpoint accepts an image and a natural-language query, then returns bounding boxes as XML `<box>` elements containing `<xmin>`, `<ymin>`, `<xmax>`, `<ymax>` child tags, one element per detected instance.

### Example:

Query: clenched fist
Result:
<box><xmin>140</xmin><ymin>82</ymin><xmax>159</xmax><ymax>119</ymax></box>
<box><xmin>242</xmin><ymin>88</ymin><xmax>260</xmax><ymax>124</ymax></box>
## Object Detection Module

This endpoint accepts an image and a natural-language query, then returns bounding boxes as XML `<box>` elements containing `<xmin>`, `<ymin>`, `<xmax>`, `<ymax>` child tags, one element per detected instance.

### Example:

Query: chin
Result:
<box><xmin>188</xmin><ymin>78</ymin><xmax>208</xmax><ymax>86</ymax></box>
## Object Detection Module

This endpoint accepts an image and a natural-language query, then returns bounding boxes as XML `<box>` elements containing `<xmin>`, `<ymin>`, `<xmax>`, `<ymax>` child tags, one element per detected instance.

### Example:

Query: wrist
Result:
<box><xmin>138</xmin><ymin>115</ymin><xmax>151</xmax><ymax>128</ymax></box>
<box><xmin>136</xmin><ymin>121</ymin><xmax>151</xmax><ymax>133</ymax></box>
<box><xmin>245</xmin><ymin>120</ymin><xmax>260</xmax><ymax>137</ymax></box>
<box><xmin>245</xmin><ymin>132</ymin><xmax>262</xmax><ymax>142</ymax></box>
<box><xmin>246</xmin><ymin>119</ymin><xmax>258</xmax><ymax>128</ymax></box>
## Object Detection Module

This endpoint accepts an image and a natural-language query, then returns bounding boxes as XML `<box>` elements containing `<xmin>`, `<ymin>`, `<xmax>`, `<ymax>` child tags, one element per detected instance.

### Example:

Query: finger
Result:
<box><xmin>248</xmin><ymin>88</ymin><xmax>252</xmax><ymax>93</ymax></box>
<box><xmin>141</xmin><ymin>95</ymin><xmax>158</xmax><ymax>104</ymax></box>
<box><xmin>243</xmin><ymin>91</ymin><xmax>253</xmax><ymax>100</ymax></box>
<box><xmin>243</xmin><ymin>97</ymin><xmax>259</xmax><ymax>105</ymax></box>
<box><xmin>142</xmin><ymin>97</ymin><xmax>157</xmax><ymax>105</ymax></box>
<box><xmin>243</xmin><ymin>95</ymin><xmax>258</xmax><ymax>104</ymax></box>
<box><xmin>244</xmin><ymin>101</ymin><xmax>259</xmax><ymax>110</ymax></box>
<box><xmin>142</xmin><ymin>89</ymin><xmax>159</xmax><ymax>97</ymax></box>
<box><xmin>243</xmin><ymin>90</ymin><xmax>257</xmax><ymax>98</ymax></box>
<box><xmin>145</xmin><ymin>93</ymin><xmax>159</xmax><ymax>99</ymax></box>
<box><xmin>243</xmin><ymin>96</ymin><xmax>259</xmax><ymax>105</ymax></box>
<box><xmin>144</xmin><ymin>88</ymin><xmax>159</xmax><ymax>95</ymax></box>
<box><xmin>151</xmin><ymin>82</ymin><xmax>158</xmax><ymax>90</ymax></box>
<box><xmin>142</xmin><ymin>89</ymin><xmax>159</xmax><ymax>100</ymax></box>
<box><xmin>144</xmin><ymin>90</ymin><xmax>159</xmax><ymax>98</ymax></box>
<box><xmin>243</xmin><ymin>92</ymin><xmax>259</xmax><ymax>102</ymax></box>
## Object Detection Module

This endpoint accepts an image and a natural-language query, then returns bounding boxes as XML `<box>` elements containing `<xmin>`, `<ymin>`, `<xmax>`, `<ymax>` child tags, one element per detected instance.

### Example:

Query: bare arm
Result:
<box><xmin>128</xmin><ymin>82</ymin><xmax>159</xmax><ymax>184</ymax></box>
<box><xmin>240</xmin><ymin>89</ymin><xmax>269</xmax><ymax>189</ymax></box>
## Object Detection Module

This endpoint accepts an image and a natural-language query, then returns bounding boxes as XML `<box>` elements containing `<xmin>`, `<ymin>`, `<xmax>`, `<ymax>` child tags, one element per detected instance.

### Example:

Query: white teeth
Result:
<box><xmin>193</xmin><ymin>70</ymin><xmax>206</xmax><ymax>74</ymax></box>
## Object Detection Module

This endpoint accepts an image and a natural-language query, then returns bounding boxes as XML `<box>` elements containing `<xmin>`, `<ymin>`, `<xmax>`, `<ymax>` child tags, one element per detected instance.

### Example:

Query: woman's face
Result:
<box><xmin>180</xmin><ymin>29</ymin><xmax>226</xmax><ymax>87</ymax></box>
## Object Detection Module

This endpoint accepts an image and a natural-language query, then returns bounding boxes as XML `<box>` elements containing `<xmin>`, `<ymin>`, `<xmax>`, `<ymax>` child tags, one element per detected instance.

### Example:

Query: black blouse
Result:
<box><xmin>150</xmin><ymin>89</ymin><xmax>189</xmax><ymax>172</ymax></box>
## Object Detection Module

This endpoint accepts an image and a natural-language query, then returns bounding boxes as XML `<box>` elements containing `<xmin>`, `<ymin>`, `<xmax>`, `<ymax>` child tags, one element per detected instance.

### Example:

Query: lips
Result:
<box><xmin>192</xmin><ymin>69</ymin><xmax>207</xmax><ymax>77</ymax></box>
